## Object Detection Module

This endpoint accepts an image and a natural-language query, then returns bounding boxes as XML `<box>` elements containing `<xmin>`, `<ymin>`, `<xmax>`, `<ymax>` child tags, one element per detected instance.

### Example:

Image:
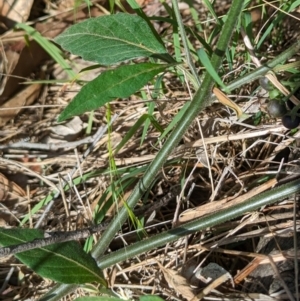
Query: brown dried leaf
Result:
<box><xmin>0</xmin><ymin>83</ymin><xmax>41</xmax><ymax>126</ymax></box>
<box><xmin>156</xmin><ymin>260</ymin><xmax>195</xmax><ymax>300</ymax></box>
<box><xmin>0</xmin><ymin>39</ymin><xmax>49</xmax><ymax>105</ymax></box>
<box><xmin>213</xmin><ymin>87</ymin><xmax>244</xmax><ymax>118</ymax></box>
<box><xmin>0</xmin><ymin>172</ymin><xmax>26</xmax><ymax>201</ymax></box>
<box><xmin>0</xmin><ymin>49</ymin><xmax>19</xmax><ymax>96</ymax></box>
<box><xmin>0</xmin><ymin>0</ymin><xmax>34</xmax><ymax>26</ymax></box>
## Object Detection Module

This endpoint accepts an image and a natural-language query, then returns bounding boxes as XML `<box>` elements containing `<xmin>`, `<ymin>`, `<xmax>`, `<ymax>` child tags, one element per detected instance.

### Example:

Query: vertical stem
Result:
<box><xmin>92</xmin><ymin>0</ymin><xmax>245</xmax><ymax>259</ymax></box>
<box><xmin>40</xmin><ymin>1</ymin><xmax>245</xmax><ymax>300</ymax></box>
<box><xmin>39</xmin><ymin>39</ymin><xmax>300</xmax><ymax>301</ymax></box>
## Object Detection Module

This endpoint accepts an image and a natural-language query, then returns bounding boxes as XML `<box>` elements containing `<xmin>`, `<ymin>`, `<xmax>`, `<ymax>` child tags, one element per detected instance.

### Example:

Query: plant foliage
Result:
<box><xmin>0</xmin><ymin>228</ymin><xmax>106</xmax><ymax>285</ymax></box>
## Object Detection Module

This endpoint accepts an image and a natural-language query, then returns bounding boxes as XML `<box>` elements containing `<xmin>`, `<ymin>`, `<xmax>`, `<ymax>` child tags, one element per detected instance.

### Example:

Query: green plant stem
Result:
<box><xmin>39</xmin><ymin>2</ymin><xmax>244</xmax><ymax>300</ymax></box>
<box><xmin>39</xmin><ymin>36</ymin><xmax>300</xmax><ymax>301</ymax></box>
<box><xmin>91</xmin><ymin>0</ymin><xmax>245</xmax><ymax>260</ymax></box>
<box><xmin>40</xmin><ymin>177</ymin><xmax>300</xmax><ymax>301</ymax></box>
<box><xmin>39</xmin><ymin>6</ymin><xmax>300</xmax><ymax>301</ymax></box>
<box><xmin>226</xmin><ymin>38</ymin><xmax>300</xmax><ymax>92</ymax></box>
<box><xmin>98</xmin><ymin>178</ymin><xmax>300</xmax><ymax>268</ymax></box>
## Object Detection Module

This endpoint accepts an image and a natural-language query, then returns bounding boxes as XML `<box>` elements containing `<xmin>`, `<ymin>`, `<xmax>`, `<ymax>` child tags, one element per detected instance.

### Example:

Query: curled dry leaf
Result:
<box><xmin>0</xmin><ymin>39</ymin><xmax>46</xmax><ymax>104</ymax></box>
<box><xmin>0</xmin><ymin>29</ymin><xmax>50</xmax><ymax>122</ymax></box>
<box><xmin>0</xmin><ymin>48</ymin><xmax>19</xmax><ymax>96</ymax></box>
<box><xmin>213</xmin><ymin>87</ymin><xmax>250</xmax><ymax>121</ymax></box>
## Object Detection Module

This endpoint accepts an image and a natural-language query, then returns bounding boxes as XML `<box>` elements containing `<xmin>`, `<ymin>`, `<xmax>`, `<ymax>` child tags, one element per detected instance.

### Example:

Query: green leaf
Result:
<box><xmin>54</xmin><ymin>13</ymin><xmax>167</xmax><ymax>65</ymax></box>
<box><xmin>202</xmin><ymin>0</ymin><xmax>222</xmax><ymax>26</ymax></box>
<box><xmin>114</xmin><ymin>114</ymin><xmax>163</xmax><ymax>154</ymax></box>
<box><xmin>158</xmin><ymin>101</ymin><xmax>190</xmax><ymax>142</ymax></box>
<box><xmin>58</xmin><ymin>63</ymin><xmax>168</xmax><ymax>121</ymax></box>
<box><xmin>0</xmin><ymin>228</ymin><xmax>106</xmax><ymax>285</ymax></box>
<box><xmin>197</xmin><ymin>48</ymin><xmax>228</xmax><ymax>91</ymax></box>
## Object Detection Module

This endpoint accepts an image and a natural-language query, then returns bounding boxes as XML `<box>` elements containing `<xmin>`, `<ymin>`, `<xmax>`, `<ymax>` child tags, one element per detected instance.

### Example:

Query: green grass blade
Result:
<box><xmin>114</xmin><ymin>114</ymin><xmax>163</xmax><ymax>154</ymax></box>
<box><xmin>158</xmin><ymin>101</ymin><xmax>190</xmax><ymax>142</ymax></box>
<box><xmin>197</xmin><ymin>47</ymin><xmax>228</xmax><ymax>91</ymax></box>
<box><xmin>15</xmin><ymin>23</ymin><xmax>76</xmax><ymax>79</ymax></box>
<box><xmin>202</xmin><ymin>0</ymin><xmax>223</xmax><ymax>25</ymax></box>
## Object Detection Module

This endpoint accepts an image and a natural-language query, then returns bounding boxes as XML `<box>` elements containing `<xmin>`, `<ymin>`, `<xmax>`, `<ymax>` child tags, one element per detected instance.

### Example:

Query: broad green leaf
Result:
<box><xmin>58</xmin><ymin>63</ymin><xmax>168</xmax><ymax>121</ymax></box>
<box><xmin>126</xmin><ymin>0</ymin><xmax>165</xmax><ymax>48</ymax></box>
<box><xmin>54</xmin><ymin>13</ymin><xmax>167</xmax><ymax>65</ymax></box>
<box><xmin>0</xmin><ymin>228</ymin><xmax>106</xmax><ymax>285</ymax></box>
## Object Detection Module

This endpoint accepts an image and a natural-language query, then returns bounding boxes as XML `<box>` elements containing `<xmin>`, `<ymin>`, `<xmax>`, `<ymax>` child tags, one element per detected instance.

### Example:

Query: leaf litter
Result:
<box><xmin>0</xmin><ymin>0</ymin><xmax>300</xmax><ymax>300</ymax></box>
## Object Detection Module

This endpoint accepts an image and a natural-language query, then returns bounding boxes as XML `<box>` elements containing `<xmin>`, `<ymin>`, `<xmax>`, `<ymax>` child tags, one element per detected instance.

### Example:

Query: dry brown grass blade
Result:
<box><xmin>213</xmin><ymin>87</ymin><xmax>244</xmax><ymax>118</ymax></box>
<box><xmin>176</xmin><ymin>125</ymin><xmax>287</xmax><ymax>152</ymax></box>
<box><xmin>179</xmin><ymin>178</ymin><xmax>277</xmax><ymax>223</ymax></box>
<box><xmin>192</xmin><ymin>273</ymin><xmax>233</xmax><ymax>301</ymax></box>
<box><xmin>234</xmin><ymin>250</ymin><xmax>300</xmax><ymax>288</ymax></box>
